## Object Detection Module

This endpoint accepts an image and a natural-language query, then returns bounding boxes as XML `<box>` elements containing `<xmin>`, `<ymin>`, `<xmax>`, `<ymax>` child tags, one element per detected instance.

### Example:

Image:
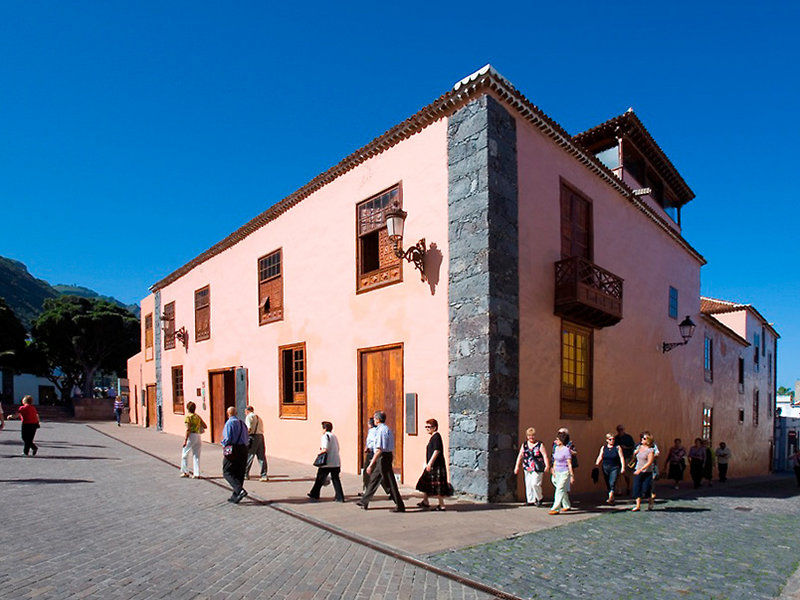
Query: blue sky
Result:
<box><xmin>0</xmin><ymin>2</ymin><xmax>797</xmax><ymax>386</ymax></box>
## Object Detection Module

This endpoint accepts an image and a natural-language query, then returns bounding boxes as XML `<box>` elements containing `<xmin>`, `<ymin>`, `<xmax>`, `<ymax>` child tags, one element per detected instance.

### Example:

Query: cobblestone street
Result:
<box><xmin>430</xmin><ymin>479</ymin><xmax>800</xmax><ymax>600</ymax></box>
<box><xmin>0</xmin><ymin>421</ymin><xmax>491</xmax><ymax>600</ymax></box>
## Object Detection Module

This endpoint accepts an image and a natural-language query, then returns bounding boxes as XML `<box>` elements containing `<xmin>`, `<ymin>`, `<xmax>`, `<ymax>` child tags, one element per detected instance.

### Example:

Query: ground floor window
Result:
<box><xmin>172</xmin><ymin>366</ymin><xmax>184</xmax><ymax>414</ymax></box>
<box><xmin>560</xmin><ymin>321</ymin><xmax>592</xmax><ymax>419</ymax></box>
<box><xmin>279</xmin><ymin>342</ymin><xmax>307</xmax><ymax>419</ymax></box>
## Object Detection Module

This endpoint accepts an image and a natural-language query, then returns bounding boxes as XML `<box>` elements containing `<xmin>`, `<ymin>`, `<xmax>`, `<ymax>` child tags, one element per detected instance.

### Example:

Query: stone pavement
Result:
<box><xmin>86</xmin><ymin>422</ymin><xmax>595</xmax><ymax>556</ymax></box>
<box><xmin>429</xmin><ymin>478</ymin><xmax>800</xmax><ymax>600</ymax></box>
<box><xmin>0</xmin><ymin>421</ymin><xmax>496</xmax><ymax>600</ymax></box>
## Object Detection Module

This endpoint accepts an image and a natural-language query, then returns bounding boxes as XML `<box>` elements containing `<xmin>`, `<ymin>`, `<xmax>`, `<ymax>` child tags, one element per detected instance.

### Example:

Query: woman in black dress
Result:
<box><xmin>415</xmin><ymin>418</ymin><xmax>452</xmax><ymax>510</ymax></box>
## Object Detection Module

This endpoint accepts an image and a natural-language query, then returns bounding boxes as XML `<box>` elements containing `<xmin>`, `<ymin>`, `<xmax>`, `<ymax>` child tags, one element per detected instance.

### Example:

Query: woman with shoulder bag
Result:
<box><xmin>514</xmin><ymin>427</ymin><xmax>549</xmax><ymax>506</ymax></box>
<box><xmin>595</xmin><ymin>433</ymin><xmax>625</xmax><ymax>505</ymax></box>
<box><xmin>181</xmin><ymin>402</ymin><xmax>207</xmax><ymax>478</ymax></box>
<box><xmin>307</xmin><ymin>421</ymin><xmax>345</xmax><ymax>502</ymax></box>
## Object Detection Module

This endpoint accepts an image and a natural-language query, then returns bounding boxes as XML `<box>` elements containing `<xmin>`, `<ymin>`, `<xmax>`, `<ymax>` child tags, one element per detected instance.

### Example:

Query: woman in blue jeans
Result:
<box><xmin>594</xmin><ymin>433</ymin><xmax>625</xmax><ymax>505</ymax></box>
<box><xmin>631</xmin><ymin>433</ymin><xmax>655</xmax><ymax>511</ymax></box>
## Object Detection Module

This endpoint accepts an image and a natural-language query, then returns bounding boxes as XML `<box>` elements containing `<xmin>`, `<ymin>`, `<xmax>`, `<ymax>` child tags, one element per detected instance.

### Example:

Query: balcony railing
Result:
<box><xmin>554</xmin><ymin>256</ymin><xmax>623</xmax><ymax>328</ymax></box>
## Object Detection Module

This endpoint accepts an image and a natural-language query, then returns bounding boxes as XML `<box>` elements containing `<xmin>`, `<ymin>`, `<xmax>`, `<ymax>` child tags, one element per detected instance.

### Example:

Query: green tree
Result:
<box><xmin>31</xmin><ymin>296</ymin><xmax>139</xmax><ymax>400</ymax></box>
<box><xmin>0</xmin><ymin>297</ymin><xmax>27</xmax><ymax>365</ymax></box>
<box><xmin>777</xmin><ymin>385</ymin><xmax>795</xmax><ymax>400</ymax></box>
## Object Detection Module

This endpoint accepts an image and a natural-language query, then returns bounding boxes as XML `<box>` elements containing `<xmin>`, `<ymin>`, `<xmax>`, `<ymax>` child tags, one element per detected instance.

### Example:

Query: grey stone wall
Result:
<box><xmin>154</xmin><ymin>290</ymin><xmax>163</xmax><ymax>430</ymax></box>
<box><xmin>448</xmin><ymin>95</ymin><xmax>520</xmax><ymax>502</ymax></box>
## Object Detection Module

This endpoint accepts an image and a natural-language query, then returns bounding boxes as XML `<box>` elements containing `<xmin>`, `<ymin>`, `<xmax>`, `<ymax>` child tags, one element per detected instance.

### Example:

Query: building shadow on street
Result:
<box><xmin>0</xmin><ymin>478</ymin><xmax>94</xmax><ymax>484</ymax></box>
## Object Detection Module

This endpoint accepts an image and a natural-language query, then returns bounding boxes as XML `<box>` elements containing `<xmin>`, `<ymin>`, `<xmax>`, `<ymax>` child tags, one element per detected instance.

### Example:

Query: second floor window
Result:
<box><xmin>560</xmin><ymin>183</ymin><xmax>592</xmax><ymax>260</ymax></box>
<box><xmin>668</xmin><ymin>287</ymin><xmax>678</xmax><ymax>319</ymax></box>
<box><xmin>195</xmin><ymin>286</ymin><xmax>211</xmax><ymax>342</ymax></box>
<box><xmin>738</xmin><ymin>357</ymin><xmax>744</xmax><ymax>394</ymax></box>
<box><xmin>754</xmin><ymin>333</ymin><xmax>760</xmax><ymax>371</ymax></box>
<box><xmin>258</xmin><ymin>249</ymin><xmax>283</xmax><ymax>325</ymax></box>
<box><xmin>560</xmin><ymin>321</ymin><xmax>592</xmax><ymax>419</ymax></box>
<box><xmin>356</xmin><ymin>186</ymin><xmax>402</xmax><ymax>293</ymax></box>
<box><xmin>704</xmin><ymin>336</ymin><xmax>713</xmax><ymax>383</ymax></box>
<box><xmin>163</xmin><ymin>302</ymin><xmax>175</xmax><ymax>350</ymax></box>
<box><xmin>144</xmin><ymin>313</ymin><xmax>154</xmax><ymax>361</ymax></box>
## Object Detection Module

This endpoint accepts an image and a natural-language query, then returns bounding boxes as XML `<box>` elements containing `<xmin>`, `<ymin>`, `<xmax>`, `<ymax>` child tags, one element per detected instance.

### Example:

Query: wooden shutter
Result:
<box><xmin>258</xmin><ymin>250</ymin><xmax>283</xmax><ymax>325</ymax></box>
<box><xmin>560</xmin><ymin>321</ymin><xmax>592</xmax><ymax>419</ymax></box>
<box><xmin>144</xmin><ymin>313</ymin><xmax>154</xmax><ymax>361</ymax></box>
<box><xmin>357</xmin><ymin>186</ymin><xmax>403</xmax><ymax>292</ymax></box>
<box><xmin>163</xmin><ymin>302</ymin><xmax>176</xmax><ymax>350</ymax></box>
<box><xmin>195</xmin><ymin>286</ymin><xmax>210</xmax><ymax>341</ymax></box>
<box><xmin>560</xmin><ymin>183</ymin><xmax>592</xmax><ymax>260</ymax></box>
<box><xmin>279</xmin><ymin>342</ymin><xmax>307</xmax><ymax>419</ymax></box>
<box><xmin>172</xmin><ymin>366</ymin><xmax>184</xmax><ymax>414</ymax></box>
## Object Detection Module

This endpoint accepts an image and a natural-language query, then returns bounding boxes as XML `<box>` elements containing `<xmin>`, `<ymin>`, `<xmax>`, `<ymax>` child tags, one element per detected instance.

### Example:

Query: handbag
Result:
<box><xmin>591</xmin><ymin>467</ymin><xmax>599</xmax><ymax>483</ymax></box>
<box><xmin>313</xmin><ymin>452</ymin><xmax>327</xmax><ymax>467</ymax></box>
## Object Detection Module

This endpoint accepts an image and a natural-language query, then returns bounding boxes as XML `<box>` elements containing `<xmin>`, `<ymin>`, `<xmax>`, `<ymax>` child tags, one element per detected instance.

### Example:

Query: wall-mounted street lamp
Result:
<box><xmin>160</xmin><ymin>314</ymin><xmax>188</xmax><ymax>349</ymax></box>
<box><xmin>385</xmin><ymin>202</ymin><xmax>427</xmax><ymax>280</ymax></box>
<box><xmin>662</xmin><ymin>315</ymin><xmax>696</xmax><ymax>353</ymax></box>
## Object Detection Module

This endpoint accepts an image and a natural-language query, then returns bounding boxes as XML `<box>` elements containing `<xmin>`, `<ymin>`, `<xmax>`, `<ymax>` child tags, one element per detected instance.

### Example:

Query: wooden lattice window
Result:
<box><xmin>144</xmin><ymin>313</ymin><xmax>154</xmax><ymax>361</ymax></box>
<box><xmin>356</xmin><ymin>185</ymin><xmax>403</xmax><ymax>293</ymax></box>
<box><xmin>258</xmin><ymin>249</ymin><xmax>283</xmax><ymax>325</ymax></box>
<box><xmin>560</xmin><ymin>321</ymin><xmax>592</xmax><ymax>419</ymax></box>
<box><xmin>163</xmin><ymin>302</ymin><xmax>176</xmax><ymax>350</ymax></box>
<box><xmin>172</xmin><ymin>366</ymin><xmax>184</xmax><ymax>414</ymax></box>
<box><xmin>560</xmin><ymin>183</ymin><xmax>592</xmax><ymax>260</ymax></box>
<box><xmin>279</xmin><ymin>342</ymin><xmax>307</xmax><ymax>419</ymax></box>
<box><xmin>194</xmin><ymin>286</ymin><xmax>210</xmax><ymax>342</ymax></box>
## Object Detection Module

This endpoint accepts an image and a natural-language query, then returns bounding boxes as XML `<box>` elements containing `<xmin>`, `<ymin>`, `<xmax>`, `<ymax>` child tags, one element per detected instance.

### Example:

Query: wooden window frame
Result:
<box><xmin>355</xmin><ymin>184</ymin><xmax>404</xmax><ymax>294</ymax></box>
<box><xmin>559</xmin><ymin>179</ymin><xmax>593</xmax><ymax>261</ymax></box>
<box><xmin>194</xmin><ymin>285</ymin><xmax>211</xmax><ymax>342</ymax></box>
<box><xmin>257</xmin><ymin>248</ymin><xmax>284</xmax><ymax>325</ymax></box>
<box><xmin>668</xmin><ymin>286</ymin><xmax>678</xmax><ymax>320</ymax></box>
<box><xmin>703</xmin><ymin>336</ymin><xmax>713</xmax><ymax>383</ymax></box>
<box><xmin>163</xmin><ymin>301</ymin><xmax>176</xmax><ymax>350</ymax></box>
<box><xmin>560</xmin><ymin>320</ymin><xmax>593</xmax><ymax>420</ymax></box>
<box><xmin>702</xmin><ymin>406</ymin><xmax>713</xmax><ymax>441</ymax></box>
<box><xmin>172</xmin><ymin>366</ymin><xmax>185</xmax><ymax>414</ymax></box>
<box><xmin>144</xmin><ymin>313</ymin><xmax>154</xmax><ymax>362</ymax></box>
<box><xmin>279</xmin><ymin>342</ymin><xmax>307</xmax><ymax>420</ymax></box>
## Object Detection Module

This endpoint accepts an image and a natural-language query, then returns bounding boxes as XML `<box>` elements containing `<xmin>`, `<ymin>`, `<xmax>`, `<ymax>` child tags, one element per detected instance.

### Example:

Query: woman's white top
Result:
<box><xmin>321</xmin><ymin>432</ymin><xmax>341</xmax><ymax>468</ymax></box>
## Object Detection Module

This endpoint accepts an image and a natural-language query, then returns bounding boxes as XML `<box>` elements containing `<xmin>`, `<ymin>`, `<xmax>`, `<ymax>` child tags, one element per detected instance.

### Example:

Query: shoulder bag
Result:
<box><xmin>313</xmin><ymin>433</ymin><xmax>329</xmax><ymax>467</ymax></box>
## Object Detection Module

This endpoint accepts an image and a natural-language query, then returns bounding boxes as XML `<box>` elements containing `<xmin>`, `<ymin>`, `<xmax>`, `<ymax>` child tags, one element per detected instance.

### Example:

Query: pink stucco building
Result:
<box><xmin>127</xmin><ymin>65</ymin><xmax>778</xmax><ymax>500</ymax></box>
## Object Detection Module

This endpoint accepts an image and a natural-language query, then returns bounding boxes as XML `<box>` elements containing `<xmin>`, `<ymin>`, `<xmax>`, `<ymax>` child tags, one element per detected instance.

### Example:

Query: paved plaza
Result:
<box><xmin>1</xmin><ymin>420</ymin><xmax>799</xmax><ymax>600</ymax></box>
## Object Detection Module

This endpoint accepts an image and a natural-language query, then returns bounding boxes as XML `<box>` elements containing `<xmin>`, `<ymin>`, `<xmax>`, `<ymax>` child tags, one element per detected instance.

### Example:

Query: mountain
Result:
<box><xmin>52</xmin><ymin>284</ymin><xmax>140</xmax><ymax>318</ymax></box>
<box><xmin>0</xmin><ymin>256</ymin><xmax>139</xmax><ymax>330</ymax></box>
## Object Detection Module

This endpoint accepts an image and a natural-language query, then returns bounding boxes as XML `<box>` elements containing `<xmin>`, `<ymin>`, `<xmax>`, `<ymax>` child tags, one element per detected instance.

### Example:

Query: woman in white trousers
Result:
<box><xmin>180</xmin><ymin>402</ymin><xmax>207</xmax><ymax>478</ymax></box>
<box><xmin>514</xmin><ymin>427</ymin><xmax>550</xmax><ymax>505</ymax></box>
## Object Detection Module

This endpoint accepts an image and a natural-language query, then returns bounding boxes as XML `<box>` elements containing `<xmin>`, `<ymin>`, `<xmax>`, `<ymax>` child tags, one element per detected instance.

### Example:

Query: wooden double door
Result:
<box><xmin>358</xmin><ymin>344</ymin><xmax>404</xmax><ymax>478</ymax></box>
<box><xmin>146</xmin><ymin>385</ymin><xmax>157</xmax><ymax>428</ymax></box>
<box><xmin>209</xmin><ymin>369</ymin><xmax>236</xmax><ymax>443</ymax></box>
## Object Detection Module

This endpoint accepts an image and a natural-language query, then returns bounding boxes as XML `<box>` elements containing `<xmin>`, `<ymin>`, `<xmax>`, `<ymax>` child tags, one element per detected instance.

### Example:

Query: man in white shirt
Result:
<box><xmin>245</xmin><ymin>406</ymin><xmax>268</xmax><ymax>481</ymax></box>
<box><xmin>716</xmin><ymin>442</ymin><xmax>731</xmax><ymax>483</ymax></box>
<box><xmin>357</xmin><ymin>411</ymin><xmax>405</xmax><ymax>512</ymax></box>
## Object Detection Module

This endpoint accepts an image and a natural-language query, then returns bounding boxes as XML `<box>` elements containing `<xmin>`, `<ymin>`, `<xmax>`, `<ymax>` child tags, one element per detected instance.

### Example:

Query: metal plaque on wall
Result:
<box><xmin>405</xmin><ymin>392</ymin><xmax>417</xmax><ymax>435</ymax></box>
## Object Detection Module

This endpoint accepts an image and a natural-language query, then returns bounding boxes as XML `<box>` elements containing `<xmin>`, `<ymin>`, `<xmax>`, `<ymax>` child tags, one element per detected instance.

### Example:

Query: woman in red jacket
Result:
<box><xmin>18</xmin><ymin>395</ymin><xmax>40</xmax><ymax>456</ymax></box>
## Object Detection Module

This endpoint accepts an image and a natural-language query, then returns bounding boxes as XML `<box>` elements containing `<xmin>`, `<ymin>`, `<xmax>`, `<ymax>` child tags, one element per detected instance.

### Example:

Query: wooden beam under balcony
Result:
<box><xmin>554</xmin><ymin>256</ymin><xmax>623</xmax><ymax>328</ymax></box>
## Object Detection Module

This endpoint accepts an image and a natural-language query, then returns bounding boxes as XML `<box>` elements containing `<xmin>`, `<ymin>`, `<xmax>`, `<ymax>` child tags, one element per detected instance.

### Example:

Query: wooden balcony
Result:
<box><xmin>554</xmin><ymin>256</ymin><xmax>623</xmax><ymax>328</ymax></box>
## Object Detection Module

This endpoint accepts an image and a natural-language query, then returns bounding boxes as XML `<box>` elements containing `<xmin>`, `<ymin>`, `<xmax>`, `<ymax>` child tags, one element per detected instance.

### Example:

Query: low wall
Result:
<box><xmin>73</xmin><ymin>398</ymin><xmax>128</xmax><ymax>421</ymax></box>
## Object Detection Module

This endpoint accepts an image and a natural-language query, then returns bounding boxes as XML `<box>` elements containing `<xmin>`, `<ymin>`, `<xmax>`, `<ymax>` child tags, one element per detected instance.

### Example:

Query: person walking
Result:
<box><xmin>703</xmin><ymin>439</ymin><xmax>715</xmax><ymax>486</ymax></box>
<box><xmin>688</xmin><ymin>437</ymin><xmax>706</xmax><ymax>489</ymax></box>
<box><xmin>614</xmin><ymin>424</ymin><xmax>635</xmax><ymax>494</ymax></box>
<box><xmin>361</xmin><ymin>417</ymin><xmax>389</xmax><ymax>496</ymax></box>
<box><xmin>180</xmin><ymin>402</ymin><xmax>206</xmax><ymax>478</ymax></box>
<box><xmin>595</xmin><ymin>433</ymin><xmax>625</xmax><ymax>505</ymax></box>
<box><xmin>665</xmin><ymin>438</ymin><xmax>686</xmax><ymax>490</ymax></box>
<box><xmin>716</xmin><ymin>442</ymin><xmax>731</xmax><ymax>483</ymax></box>
<box><xmin>791</xmin><ymin>449</ymin><xmax>800</xmax><ymax>487</ymax></box>
<box><xmin>548</xmin><ymin>432</ymin><xmax>575</xmax><ymax>515</ymax></box>
<box><xmin>631</xmin><ymin>433</ymin><xmax>656</xmax><ymax>511</ymax></box>
<box><xmin>244</xmin><ymin>406</ymin><xmax>268</xmax><ymax>482</ymax></box>
<box><xmin>357</xmin><ymin>411</ymin><xmax>405</xmax><ymax>512</ymax></box>
<box><xmin>307</xmin><ymin>421</ymin><xmax>345</xmax><ymax>502</ymax></box>
<box><xmin>415</xmin><ymin>419</ymin><xmax>452</xmax><ymax>511</ymax></box>
<box><xmin>18</xmin><ymin>396</ymin><xmax>40</xmax><ymax>456</ymax></box>
<box><xmin>113</xmin><ymin>396</ymin><xmax>125</xmax><ymax>426</ymax></box>
<box><xmin>221</xmin><ymin>406</ymin><xmax>249</xmax><ymax>503</ymax></box>
<box><xmin>514</xmin><ymin>427</ymin><xmax>549</xmax><ymax>506</ymax></box>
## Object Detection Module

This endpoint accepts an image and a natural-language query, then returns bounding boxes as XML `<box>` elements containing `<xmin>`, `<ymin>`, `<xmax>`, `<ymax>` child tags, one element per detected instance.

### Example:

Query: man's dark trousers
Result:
<box><xmin>718</xmin><ymin>463</ymin><xmax>728</xmax><ymax>482</ymax></box>
<box><xmin>222</xmin><ymin>444</ymin><xmax>248</xmax><ymax>495</ymax></box>
<box><xmin>361</xmin><ymin>451</ymin><xmax>404</xmax><ymax>509</ymax></box>
<box><xmin>246</xmin><ymin>433</ymin><xmax>268</xmax><ymax>478</ymax></box>
<box><xmin>362</xmin><ymin>450</ymin><xmax>389</xmax><ymax>494</ymax></box>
